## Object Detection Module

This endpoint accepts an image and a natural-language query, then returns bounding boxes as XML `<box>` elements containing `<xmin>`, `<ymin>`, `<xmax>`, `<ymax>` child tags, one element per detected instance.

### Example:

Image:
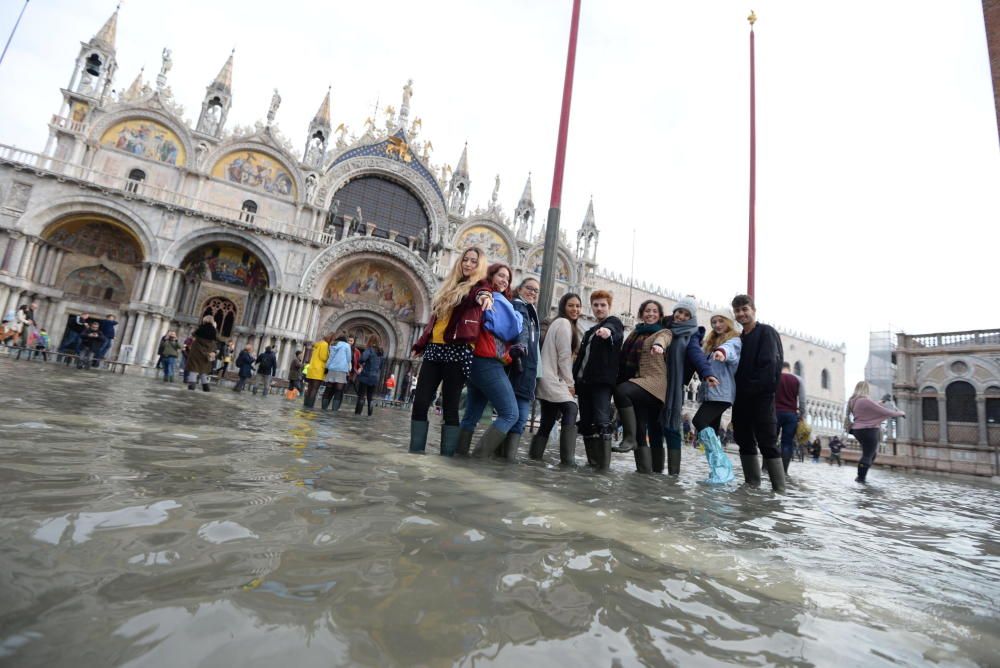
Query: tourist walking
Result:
<box><xmin>303</xmin><ymin>333</ymin><xmax>333</xmax><ymax>409</ymax></box>
<box><xmin>322</xmin><ymin>334</ymin><xmax>352</xmax><ymax>411</ymax></box>
<box><xmin>529</xmin><ymin>293</ymin><xmax>583</xmax><ymax>465</ymax></box>
<box><xmin>253</xmin><ymin>346</ymin><xmax>277</xmax><ymax>396</ymax></box>
<box><xmin>612</xmin><ymin>299</ymin><xmax>671</xmax><ymax>473</ymax></box>
<box><xmin>355</xmin><ymin>336</ymin><xmax>384</xmax><ymax>416</ymax></box>
<box><xmin>185</xmin><ymin>316</ymin><xmax>219</xmax><ymax>391</ymax></box>
<box><xmin>730</xmin><ymin>294</ymin><xmax>786</xmax><ymax>492</ymax></box>
<box><xmin>459</xmin><ymin>263</ymin><xmax>523</xmax><ymax>459</ymax></box>
<box><xmin>828</xmin><ymin>435</ymin><xmax>843</xmax><ymax>466</ymax></box>
<box><xmin>409</xmin><ymin>247</ymin><xmax>489</xmax><ymax>456</ymax></box>
<box><xmin>503</xmin><ymin>277</ymin><xmax>541</xmax><ymax>462</ymax></box>
<box><xmin>58</xmin><ymin>312</ymin><xmax>88</xmax><ymax>361</ymax></box>
<box><xmin>220</xmin><ymin>340</ymin><xmax>236</xmax><ymax>378</ymax></box>
<box><xmin>573</xmin><ymin>290</ymin><xmax>624</xmax><ymax>471</ymax></box>
<box><xmin>810</xmin><ymin>437</ymin><xmax>823</xmax><ymax>463</ymax></box>
<box><xmin>692</xmin><ymin>311</ymin><xmax>741</xmax><ymax>460</ymax></box>
<box><xmin>16</xmin><ymin>303</ymin><xmax>38</xmax><ymax>348</ymax></box>
<box><xmin>33</xmin><ymin>327</ymin><xmax>50</xmax><ymax>361</ymax></box>
<box><xmin>659</xmin><ymin>297</ymin><xmax>718</xmax><ymax>476</ymax></box>
<box><xmin>97</xmin><ymin>314</ymin><xmax>117</xmax><ymax>362</ymax></box>
<box><xmin>384</xmin><ymin>373</ymin><xmax>396</xmax><ymax>402</ymax></box>
<box><xmin>776</xmin><ymin>362</ymin><xmax>807</xmax><ymax>474</ymax></box>
<box><xmin>77</xmin><ymin>321</ymin><xmax>105</xmax><ymax>369</ymax></box>
<box><xmin>232</xmin><ymin>344</ymin><xmax>255</xmax><ymax>392</ymax></box>
<box><xmin>289</xmin><ymin>350</ymin><xmax>304</xmax><ymax>393</ymax></box>
<box><xmin>158</xmin><ymin>331</ymin><xmax>182</xmax><ymax>382</ymax></box>
<box><xmin>846</xmin><ymin>381</ymin><xmax>904</xmax><ymax>484</ymax></box>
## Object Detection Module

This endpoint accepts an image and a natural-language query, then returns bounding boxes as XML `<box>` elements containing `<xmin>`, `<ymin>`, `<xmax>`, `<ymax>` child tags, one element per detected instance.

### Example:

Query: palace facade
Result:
<box><xmin>0</xmin><ymin>10</ymin><xmax>846</xmax><ymax>433</ymax></box>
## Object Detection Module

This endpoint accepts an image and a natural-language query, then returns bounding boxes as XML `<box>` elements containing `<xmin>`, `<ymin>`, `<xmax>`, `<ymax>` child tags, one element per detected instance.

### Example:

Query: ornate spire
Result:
<box><xmin>581</xmin><ymin>196</ymin><xmax>597</xmax><ymax>231</ymax></box>
<box><xmin>212</xmin><ymin>49</ymin><xmax>234</xmax><ymax>93</ymax></box>
<box><xmin>124</xmin><ymin>67</ymin><xmax>144</xmax><ymax>100</ymax></box>
<box><xmin>92</xmin><ymin>5</ymin><xmax>120</xmax><ymax>50</ymax></box>
<box><xmin>517</xmin><ymin>173</ymin><xmax>533</xmax><ymax>208</ymax></box>
<box><xmin>454</xmin><ymin>142</ymin><xmax>470</xmax><ymax>178</ymax></box>
<box><xmin>313</xmin><ymin>87</ymin><xmax>331</xmax><ymax>126</ymax></box>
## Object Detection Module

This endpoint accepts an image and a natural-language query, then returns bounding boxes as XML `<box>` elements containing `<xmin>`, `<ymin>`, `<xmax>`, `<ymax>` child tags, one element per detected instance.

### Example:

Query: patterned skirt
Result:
<box><xmin>422</xmin><ymin>342</ymin><xmax>473</xmax><ymax>378</ymax></box>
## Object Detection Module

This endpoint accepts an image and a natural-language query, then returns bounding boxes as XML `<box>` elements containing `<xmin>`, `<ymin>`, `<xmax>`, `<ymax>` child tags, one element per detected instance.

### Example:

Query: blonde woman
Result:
<box><xmin>410</xmin><ymin>247</ymin><xmax>490</xmax><ymax>455</ymax></box>
<box><xmin>847</xmin><ymin>381</ymin><xmax>904</xmax><ymax>484</ymax></box>
<box><xmin>693</xmin><ymin>312</ymin><xmax>741</xmax><ymax>443</ymax></box>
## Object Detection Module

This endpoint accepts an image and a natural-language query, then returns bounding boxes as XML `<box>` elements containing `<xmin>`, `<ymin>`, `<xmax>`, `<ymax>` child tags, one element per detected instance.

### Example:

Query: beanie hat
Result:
<box><xmin>672</xmin><ymin>296</ymin><xmax>698</xmax><ymax>318</ymax></box>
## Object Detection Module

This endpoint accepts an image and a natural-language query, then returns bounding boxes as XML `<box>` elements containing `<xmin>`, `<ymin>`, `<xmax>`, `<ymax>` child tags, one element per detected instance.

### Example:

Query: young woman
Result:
<box><xmin>458</xmin><ymin>263</ymin><xmax>523</xmax><ymax>460</ymax></box>
<box><xmin>500</xmin><ymin>277</ymin><xmax>541</xmax><ymax>462</ymax></box>
<box><xmin>530</xmin><ymin>293</ymin><xmax>582</xmax><ymax>465</ymax></box>
<box><xmin>612</xmin><ymin>300</ymin><xmax>672</xmax><ymax>473</ymax></box>
<box><xmin>355</xmin><ymin>336</ymin><xmax>384</xmax><ymax>416</ymax></box>
<box><xmin>847</xmin><ymin>381</ymin><xmax>904</xmax><ymax>484</ymax></box>
<box><xmin>410</xmin><ymin>247</ymin><xmax>489</xmax><ymax>455</ymax></box>
<box><xmin>660</xmin><ymin>296</ymin><xmax>718</xmax><ymax>475</ymax></box>
<box><xmin>185</xmin><ymin>316</ymin><xmax>219</xmax><ymax>391</ymax></box>
<box><xmin>303</xmin><ymin>333</ymin><xmax>333</xmax><ymax>409</ymax></box>
<box><xmin>693</xmin><ymin>312</ymin><xmax>741</xmax><ymax>451</ymax></box>
<box><xmin>323</xmin><ymin>334</ymin><xmax>352</xmax><ymax>411</ymax></box>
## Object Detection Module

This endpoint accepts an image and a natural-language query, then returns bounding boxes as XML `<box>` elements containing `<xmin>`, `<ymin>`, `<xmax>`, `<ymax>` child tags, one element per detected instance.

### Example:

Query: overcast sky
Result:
<box><xmin>1</xmin><ymin>0</ymin><xmax>998</xmax><ymax>391</ymax></box>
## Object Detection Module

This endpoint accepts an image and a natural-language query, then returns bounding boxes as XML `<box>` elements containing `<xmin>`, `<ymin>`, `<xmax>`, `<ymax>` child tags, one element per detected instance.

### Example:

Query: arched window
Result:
<box><xmin>985</xmin><ymin>387</ymin><xmax>1000</xmax><ymax>426</ymax></box>
<box><xmin>331</xmin><ymin>176</ymin><xmax>431</xmax><ymax>244</ymax></box>
<box><xmin>945</xmin><ymin>381</ymin><xmax>977</xmax><ymax>423</ymax></box>
<box><xmin>125</xmin><ymin>168</ymin><xmax>146</xmax><ymax>194</ymax></box>
<box><xmin>921</xmin><ymin>387</ymin><xmax>939</xmax><ymax>422</ymax></box>
<box><xmin>240</xmin><ymin>200</ymin><xmax>258</xmax><ymax>223</ymax></box>
<box><xmin>793</xmin><ymin>361</ymin><xmax>803</xmax><ymax>377</ymax></box>
<box><xmin>821</xmin><ymin>369</ymin><xmax>830</xmax><ymax>390</ymax></box>
<box><xmin>202</xmin><ymin>297</ymin><xmax>238</xmax><ymax>337</ymax></box>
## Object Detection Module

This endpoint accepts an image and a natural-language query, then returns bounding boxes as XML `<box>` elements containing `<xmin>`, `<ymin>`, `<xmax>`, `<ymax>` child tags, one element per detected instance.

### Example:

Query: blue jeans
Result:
<box><xmin>777</xmin><ymin>411</ymin><xmax>798</xmax><ymax>459</ymax></box>
<box><xmin>162</xmin><ymin>356</ymin><xmax>177</xmax><ymax>379</ymax></box>
<box><xmin>460</xmin><ymin>357</ymin><xmax>518</xmax><ymax>433</ymax></box>
<box><xmin>97</xmin><ymin>338</ymin><xmax>113</xmax><ymax>360</ymax></box>
<box><xmin>511</xmin><ymin>396</ymin><xmax>532</xmax><ymax>435</ymax></box>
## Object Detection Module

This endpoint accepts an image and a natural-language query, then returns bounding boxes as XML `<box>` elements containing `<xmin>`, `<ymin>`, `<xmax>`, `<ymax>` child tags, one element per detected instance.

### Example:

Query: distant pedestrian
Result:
<box><xmin>322</xmin><ymin>334</ymin><xmax>352</xmax><ymax>411</ymax></box>
<box><xmin>288</xmin><ymin>351</ymin><xmax>304</xmax><ymax>393</ymax></box>
<box><xmin>16</xmin><ymin>303</ymin><xmax>37</xmax><ymax>348</ymax></box>
<box><xmin>185</xmin><ymin>316</ymin><xmax>219</xmax><ymax>391</ymax></box>
<box><xmin>253</xmin><ymin>346</ymin><xmax>277</xmax><ymax>396</ymax></box>
<box><xmin>828</xmin><ymin>436</ymin><xmax>843</xmax><ymax>466</ymax></box>
<box><xmin>810</xmin><ymin>437</ymin><xmax>822</xmax><ymax>463</ymax></box>
<box><xmin>97</xmin><ymin>314</ymin><xmax>117</xmax><ymax>362</ymax></box>
<box><xmin>303</xmin><ymin>333</ymin><xmax>333</xmax><ymax>409</ymax></box>
<box><xmin>847</xmin><ymin>381</ymin><xmax>905</xmax><ymax>484</ymax></box>
<box><xmin>776</xmin><ymin>361</ymin><xmax>807</xmax><ymax>474</ymax></box>
<box><xmin>355</xmin><ymin>336</ymin><xmax>384</xmax><ymax>416</ymax></box>
<box><xmin>158</xmin><ymin>331</ymin><xmax>182</xmax><ymax>382</ymax></box>
<box><xmin>58</xmin><ymin>312</ymin><xmax>88</xmax><ymax>361</ymax></box>
<box><xmin>77</xmin><ymin>321</ymin><xmax>105</xmax><ymax>369</ymax></box>
<box><xmin>33</xmin><ymin>328</ymin><xmax>50</xmax><ymax>361</ymax></box>
<box><xmin>384</xmin><ymin>373</ymin><xmax>396</xmax><ymax>402</ymax></box>
<box><xmin>220</xmin><ymin>340</ymin><xmax>236</xmax><ymax>378</ymax></box>
<box><xmin>232</xmin><ymin>344</ymin><xmax>255</xmax><ymax>392</ymax></box>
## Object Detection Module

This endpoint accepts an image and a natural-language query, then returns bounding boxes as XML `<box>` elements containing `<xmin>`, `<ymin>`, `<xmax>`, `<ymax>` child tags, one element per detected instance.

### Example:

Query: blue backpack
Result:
<box><xmin>482</xmin><ymin>292</ymin><xmax>523</xmax><ymax>342</ymax></box>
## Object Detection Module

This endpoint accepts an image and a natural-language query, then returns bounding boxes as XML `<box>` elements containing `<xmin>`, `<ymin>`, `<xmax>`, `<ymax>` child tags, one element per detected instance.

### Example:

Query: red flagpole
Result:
<box><xmin>747</xmin><ymin>11</ymin><xmax>757</xmax><ymax>298</ymax></box>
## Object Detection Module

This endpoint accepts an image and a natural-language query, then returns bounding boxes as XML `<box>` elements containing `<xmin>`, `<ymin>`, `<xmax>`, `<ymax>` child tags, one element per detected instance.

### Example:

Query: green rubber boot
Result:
<box><xmin>473</xmin><ymin>425</ymin><xmax>508</xmax><ymax>459</ymax></box>
<box><xmin>763</xmin><ymin>457</ymin><xmax>786</xmax><ymax>494</ymax></box>
<box><xmin>612</xmin><ymin>405</ymin><xmax>638</xmax><ymax>453</ymax></box>
<box><xmin>740</xmin><ymin>454</ymin><xmax>762</xmax><ymax>488</ymax></box>
<box><xmin>409</xmin><ymin>420</ymin><xmax>429</xmax><ymax>453</ymax></box>
<box><xmin>559</xmin><ymin>424</ymin><xmax>578</xmax><ymax>466</ymax></box>
<box><xmin>528</xmin><ymin>433</ymin><xmax>548</xmax><ymax>460</ymax></box>
<box><xmin>456</xmin><ymin>429</ymin><xmax>474</xmax><ymax>457</ymax></box>
<box><xmin>440</xmin><ymin>424</ymin><xmax>461</xmax><ymax>457</ymax></box>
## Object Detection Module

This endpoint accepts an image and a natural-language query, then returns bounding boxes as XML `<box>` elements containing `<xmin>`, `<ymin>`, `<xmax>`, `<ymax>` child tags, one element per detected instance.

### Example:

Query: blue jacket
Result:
<box><xmin>684</xmin><ymin>326</ymin><xmax>715</xmax><ymax>385</ymax></box>
<box><xmin>508</xmin><ymin>297</ymin><xmax>540</xmax><ymax>401</ymax></box>
<box><xmin>698</xmin><ymin>336</ymin><xmax>741</xmax><ymax>404</ymax></box>
<box><xmin>99</xmin><ymin>319</ymin><xmax>117</xmax><ymax>339</ymax></box>
<box><xmin>326</xmin><ymin>340</ymin><xmax>352</xmax><ymax>373</ymax></box>
<box><xmin>357</xmin><ymin>347</ymin><xmax>383</xmax><ymax>385</ymax></box>
<box><xmin>236</xmin><ymin>350</ymin><xmax>255</xmax><ymax>378</ymax></box>
<box><xmin>483</xmin><ymin>292</ymin><xmax>523</xmax><ymax>342</ymax></box>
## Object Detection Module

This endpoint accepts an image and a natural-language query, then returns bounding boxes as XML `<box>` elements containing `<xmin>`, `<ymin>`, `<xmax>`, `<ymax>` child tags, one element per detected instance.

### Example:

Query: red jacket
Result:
<box><xmin>413</xmin><ymin>280</ymin><xmax>489</xmax><ymax>354</ymax></box>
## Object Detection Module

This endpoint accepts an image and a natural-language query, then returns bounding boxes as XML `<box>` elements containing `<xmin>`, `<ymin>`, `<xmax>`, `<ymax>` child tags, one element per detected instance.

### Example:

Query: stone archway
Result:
<box><xmin>323</xmin><ymin>306</ymin><xmax>402</xmax><ymax>360</ymax></box>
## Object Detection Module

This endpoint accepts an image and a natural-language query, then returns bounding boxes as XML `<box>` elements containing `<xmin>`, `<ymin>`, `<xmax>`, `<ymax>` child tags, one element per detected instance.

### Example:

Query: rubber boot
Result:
<box><xmin>456</xmin><ymin>429</ymin><xmax>475</xmax><ymax>457</ymax></box>
<box><xmin>332</xmin><ymin>395</ymin><xmax>343</xmax><ymax>412</ymax></box>
<box><xmin>583</xmin><ymin>435</ymin><xmax>600</xmax><ymax>467</ymax></box>
<box><xmin>187</xmin><ymin>382</ymin><xmax>196</xmax><ymax>391</ymax></box>
<box><xmin>612</xmin><ymin>405</ymin><xmax>638</xmax><ymax>453</ymax></box>
<box><xmin>367</xmin><ymin>402</ymin><xmax>373</xmax><ymax>417</ymax></box>
<box><xmin>473</xmin><ymin>425</ymin><xmax>507</xmax><ymax>459</ymax></box>
<box><xmin>740</xmin><ymin>454</ymin><xmax>762</xmax><ymax>488</ymax></box>
<box><xmin>355</xmin><ymin>399</ymin><xmax>364</xmax><ymax>415</ymax></box>
<box><xmin>855</xmin><ymin>464</ymin><xmax>868</xmax><ymax>483</ymax></box>
<box><xmin>634</xmin><ymin>446</ymin><xmax>653</xmax><ymax>473</ymax></box>
<box><xmin>321</xmin><ymin>393</ymin><xmax>333</xmax><ymax>410</ymax></box>
<box><xmin>528</xmin><ymin>433</ymin><xmax>548</xmax><ymax>460</ymax></box>
<box><xmin>202</xmin><ymin>383</ymin><xmax>210</xmax><ymax>392</ymax></box>
<box><xmin>597</xmin><ymin>434</ymin><xmax>613</xmax><ymax>472</ymax></box>
<box><xmin>559</xmin><ymin>424</ymin><xmax>578</xmax><ymax>466</ymax></box>
<box><xmin>782</xmin><ymin>455</ymin><xmax>792</xmax><ymax>474</ymax></box>
<box><xmin>408</xmin><ymin>420</ymin><xmax>429</xmax><ymax>453</ymax></box>
<box><xmin>651</xmin><ymin>447</ymin><xmax>665</xmax><ymax>473</ymax></box>
<box><xmin>502</xmin><ymin>432</ymin><xmax>521</xmax><ymax>463</ymax></box>
<box><xmin>439</xmin><ymin>424</ymin><xmax>460</xmax><ymax>457</ymax></box>
<box><xmin>763</xmin><ymin>458</ymin><xmax>786</xmax><ymax>493</ymax></box>
<box><xmin>667</xmin><ymin>449</ymin><xmax>681</xmax><ymax>475</ymax></box>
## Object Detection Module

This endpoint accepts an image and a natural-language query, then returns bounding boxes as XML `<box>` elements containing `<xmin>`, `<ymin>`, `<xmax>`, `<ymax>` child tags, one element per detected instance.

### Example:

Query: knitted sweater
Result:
<box><xmin>849</xmin><ymin>397</ymin><xmax>905</xmax><ymax>430</ymax></box>
<box><xmin>536</xmin><ymin>318</ymin><xmax>578</xmax><ymax>404</ymax></box>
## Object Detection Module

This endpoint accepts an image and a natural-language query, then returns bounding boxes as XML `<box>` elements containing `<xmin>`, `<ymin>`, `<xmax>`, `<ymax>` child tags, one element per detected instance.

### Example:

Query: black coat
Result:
<box><xmin>256</xmin><ymin>350</ymin><xmax>277</xmax><ymax>375</ymax></box>
<box><xmin>573</xmin><ymin>316</ymin><xmax>624</xmax><ymax>387</ymax></box>
<box><xmin>734</xmin><ymin>323</ymin><xmax>783</xmax><ymax>396</ymax></box>
<box><xmin>236</xmin><ymin>350</ymin><xmax>255</xmax><ymax>378</ymax></box>
<box><xmin>508</xmin><ymin>298</ymin><xmax>540</xmax><ymax>400</ymax></box>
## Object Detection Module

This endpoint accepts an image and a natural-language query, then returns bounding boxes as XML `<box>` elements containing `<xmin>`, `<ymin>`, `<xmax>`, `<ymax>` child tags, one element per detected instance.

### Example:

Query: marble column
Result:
<box><xmin>16</xmin><ymin>238</ymin><xmax>39</xmax><ymax>278</ymax></box>
<box><xmin>2</xmin><ymin>235</ymin><xmax>25</xmax><ymax>274</ymax></box>
<box><xmin>157</xmin><ymin>268</ymin><xmax>177</xmax><ymax>307</ymax></box>
<box><xmin>167</xmin><ymin>271</ymin><xmax>183</xmax><ymax>311</ymax></box>
<box><xmin>42</xmin><ymin>249</ymin><xmax>61</xmax><ymax>286</ymax></box>
<box><xmin>30</xmin><ymin>246</ymin><xmax>49</xmax><ymax>283</ymax></box>
<box><xmin>141</xmin><ymin>265</ymin><xmax>159</xmax><ymax>303</ymax></box>
<box><xmin>265</xmin><ymin>292</ymin><xmax>279</xmax><ymax>328</ymax></box>
<box><xmin>0</xmin><ymin>286</ymin><xmax>10</xmax><ymax>314</ymax></box>
<box><xmin>129</xmin><ymin>312</ymin><xmax>147</xmax><ymax>358</ymax></box>
<box><xmin>290</xmin><ymin>297</ymin><xmax>304</xmax><ymax>333</ymax></box>
<box><xmin>977</xmin><ymin>396</ymin><xmax>988</xmax><ymax>446</ymax></box>
<box><xmin>131</xmin><ymin>265</ymin><xmax>149</xmax><ymax>302</ymax></box>
<box><xmin>142</xmin><ymin>316</ymin><xmax>164</xmax><ymax>366</ymax></box>
<box><xmin>937</xmin><ymin>396</ymin><xmax>948</xmax><ymax>445</ymax></box>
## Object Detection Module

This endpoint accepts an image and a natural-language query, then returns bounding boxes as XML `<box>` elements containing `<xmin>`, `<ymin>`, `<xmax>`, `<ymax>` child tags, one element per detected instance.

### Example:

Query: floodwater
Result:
<box><xmin>0</xmin><ymin>357</ymin><xmax>998</xmax><ymax>668</ymax></box>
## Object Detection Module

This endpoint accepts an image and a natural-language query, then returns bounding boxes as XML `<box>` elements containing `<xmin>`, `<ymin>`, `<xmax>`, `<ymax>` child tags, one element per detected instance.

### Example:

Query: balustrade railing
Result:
<box><xmin>907</xmin><ymin>330</ymin><xmax>1000</xmax><ymax>348</ymax></box>
<box><xmin>0</xmin><ymin>143</ymin><xmax>336</xmax><ymax>246</ymax></box>
<box><xmin>50</xmin><ymin>114</ymin><xmax>87</xmax><ymax>134</ymax></box>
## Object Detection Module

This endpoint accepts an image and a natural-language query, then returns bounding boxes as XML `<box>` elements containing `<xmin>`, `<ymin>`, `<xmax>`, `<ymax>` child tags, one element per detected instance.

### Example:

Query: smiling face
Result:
<box><xmin>641</xmin><ymin>302</ymin><xmax>661</xmax><ymax>325</ymax></box>
<box><xmin>491</xmin><ymin>267</ymin><xmax>511</xmax><ymax>293</ymax></box>
<box><xmin>673</xmin><ymin>308</ymin><xmax>692</xmax><ymax>323</ymax></box>
<box><xmin>461</xmin><ymin>250</ymin><xmax>480</xmax><ymax>278</ymax></box>
<box><xmin>519</xmin><ymin>279</ymin><xmax>540</xmax><ymax>304</ymax></box>
<box><xmin>591</xmin><ymin>298</ymin><xmax>610</xmax><ymax>321</ymax></box>
<box><xmin>564</xmin><ymin>296</ymin><xmax>582</xmax><ymax>321</ymax></box>
<box><xmin>733</xmin><ymin>304</ymin><xmax>756</xmax><ymax>327</ymax></box>
<box><xmin>711</xmin><ymin>316</ymin><xmax>729</xmax><ymax>335</ymax></box>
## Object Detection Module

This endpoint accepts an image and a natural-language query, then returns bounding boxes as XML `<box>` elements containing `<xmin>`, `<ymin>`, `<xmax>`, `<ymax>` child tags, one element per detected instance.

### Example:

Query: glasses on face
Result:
<box><xmin>522</xmin><ymin>286</ymin><xmax>540</xmax><ymax>294</ymax></box>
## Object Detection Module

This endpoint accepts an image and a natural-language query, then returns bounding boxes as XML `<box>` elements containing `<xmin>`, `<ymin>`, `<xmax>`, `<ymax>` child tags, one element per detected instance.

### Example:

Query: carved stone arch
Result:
<box><xmin>323</xmin><ymin>305</ymin><xmax>402</xmax><ymax>360</ymax></box>
<box><xmin>300</xmin><ymin>237</ymin><xmax>436</xmax><ymax>322</ymax></box>
<box><xmin>522</xmin><ymin>242</ymin><xmax>579</xmax><ymax>285</ymax></box>
<box><xmin>20</xmin><ymin>195</ymin><xmax>158</xmax><ymax>261</ymax></box>
<box><xmin>204</xmin><ymin>138</ymin><xmax>307</xmax><ymax>202</ymax></box>
<box><xmin>88</xmin><ymin>106</ymin><xmax>197</xmax><ymax>171</ymax></box>
<box><xmin>453</xmin><ymin>217</ymin><xmax>518</xmax><ymax>265</ymax></box>
<box><xmin>163</xmin><ymin>228</ymin><xmax>283</xmax><ymax>289</ymax></box>
<box><xmin>316</xmin><ymin>156</ymin><xmax>447</xmax><ymax>246</ymax></box>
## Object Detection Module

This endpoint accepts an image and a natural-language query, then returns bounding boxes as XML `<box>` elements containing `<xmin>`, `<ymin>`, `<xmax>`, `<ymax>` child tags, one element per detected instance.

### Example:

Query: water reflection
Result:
<box><xmin>0</xmin><ymin>358</ymin><xmax>997</xmax><ymax>666</ymax></box>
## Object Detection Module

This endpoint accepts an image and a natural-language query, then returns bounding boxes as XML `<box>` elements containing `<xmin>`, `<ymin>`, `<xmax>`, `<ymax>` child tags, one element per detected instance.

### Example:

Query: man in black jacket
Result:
<box><xmin>572</xmin><ymin>290</ymin><xmax>624</xmax><ymax>472</ymax></box>
<box><xmin>253</xmin><ymin>346</ymin><xmax>277</xmax><ymax>397</ymax></box>
<box><xmin>731</xmin><ymin>294</ymin><xmax>785</xmax><ymax>492</ymax></box>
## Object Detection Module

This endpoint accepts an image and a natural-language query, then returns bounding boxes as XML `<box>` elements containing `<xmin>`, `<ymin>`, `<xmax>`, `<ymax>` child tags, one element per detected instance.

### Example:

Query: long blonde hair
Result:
<box><xmin>703</xmin><ymin>314</ymin><xmax>738</xmax><ymax>353</ymax></box>
<box><xmin>850</xmin><ymin>381</ymin><xmax>871</xmax><ymax>401</ymax></box>
<box><xmin>431</xmin><ymin>246</ymin><xmax>487</xmax><ymax>321</ymax></box>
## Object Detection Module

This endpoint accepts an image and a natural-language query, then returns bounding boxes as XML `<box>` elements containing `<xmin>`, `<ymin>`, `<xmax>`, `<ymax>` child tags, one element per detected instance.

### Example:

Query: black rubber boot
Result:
<box><xmin>634</xmin><ymin>446</ymin><xmax>653</xmax><ymax>473</ymax></box>
<box><xmin>612</xmin><ymin>405</ymin><xmax>638</xmax><ymax>453</ymax></box>
<box><xmin>202</xmin><ymin>384</ymin><xmax>210</xmax><ymax>392</ymax></box>
<box><xmin>355</xmin><ymin>399</ymin><xmax>364</xmax><ymax>415</ymax></box>
<box><xmin>321</xmin><ymin>393</ymin><xmax>332</xmax><ymax>410</ymax></box>
<box><xmin>367</xmin><ymin>402</ymin><xmax>373</xmax><ymax>417</ymax></box>
<box><xmin>187</xmin><ymin>382</ymin><xmax>196</xmax><ymax>391</ymax></box>
<box><xmin>856</xmin><ymin>464</ymin><xmax>869</xmax><ymax>483</ymax></box>
<box><xmin>651</xmin><ymin>447</ymin><xmax>665</xmax><ymax>473</ymax></box>
<box><xmin>473</xmin><ymin>425</ymin><xmax>507</xmax><ymax>459</ymax></box>
<box><xmin>782</xmin><ymin>455</ymin><xmax>792</xmax><ymax>474</ymax></box>
<box><xmin>503</xmin><ymin>432</ymin><xmax>521</xmax><ymax>463</ymax></box>
<box><xmin>528</xmin><ymin>433</ymin><xmax>548</xmax><ymax>460</ymax></box>
<box><xmin>740</xmin><ymin>454</ymin><xmax>762</xmax><ymax>488</ymax></box>
<box><xmin>583</xmin><ymin>435</ymin><xmax>600</xmax><ymax>467</ymax></box>
<box><xmin>439</xmin><ymin>424</ymin><xmax>460</xmax><ymax>457</ymax></box>
<box><xmin>332</xmin><ymin>395</ymin><xmax>343</xmax><ymax>411</ymax></box>
<box><xmin>408</xmin><ymin>420</ymin><xmax>429</xmax><ymax>453</ymax></box>
<box><xmin>763</xmin><ymin>458</ymin><xmax>786</xmax><ymax>493</ymax></box>
<box><xmin>559</xmin><ymin>424</ymin><xmax>578</xmax><ymax>466</ymax></box>
<box><xmin>597</xmin><ymin>434</ymin><xmax>613</xmax><ymax>472</ymax></box>
<box><xmin>667</xmin><ymin>449</ymin><xmax>681</xmax><ymax>475</ymax></box>
<box><xmin>456</xmin><ymin>429</ymin><xmax>475</xmax><ymax>457</ymax></box>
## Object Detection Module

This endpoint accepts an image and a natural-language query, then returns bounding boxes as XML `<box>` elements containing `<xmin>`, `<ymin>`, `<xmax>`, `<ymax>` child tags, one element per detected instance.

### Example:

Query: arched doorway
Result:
<box><xmin>177</xmin><ymin>242</ymin><xmax>271</xmax><ymax>338</ymax></box>
<box><xmin>327</xmin><ymin>175</ymin><xmax>431</xmax><ymax>252</ymax></box>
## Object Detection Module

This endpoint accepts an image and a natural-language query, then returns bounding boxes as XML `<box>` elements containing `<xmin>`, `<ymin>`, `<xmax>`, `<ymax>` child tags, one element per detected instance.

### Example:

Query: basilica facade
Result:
<box><xmin>0</xmin><ymin>10</ymin><xmax>846</xmax><ymax>434</ymax></box>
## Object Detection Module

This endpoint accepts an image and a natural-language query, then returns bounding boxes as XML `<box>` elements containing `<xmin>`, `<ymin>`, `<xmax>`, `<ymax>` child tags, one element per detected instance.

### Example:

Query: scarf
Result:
<box><xmin>661</xmin><ymin>317</ymin><xmax>699</xmax><ymax>433</ymax></box>
<box><xmin>619</xmin><ymin>321</ymin><xmax>665</xmax><ymax>382</ymax></box>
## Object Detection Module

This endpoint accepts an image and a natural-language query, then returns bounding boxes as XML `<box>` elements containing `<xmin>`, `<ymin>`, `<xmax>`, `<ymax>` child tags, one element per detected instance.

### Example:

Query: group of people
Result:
<box><xmin>399</xmin><ymin>246</ymin><xmax>904</xmax><ymax>490</ymax></box>
<box><xmin>1</xmin><ymin>304</ymin><xmax>117</xmax><ymax>369</ymax></box>
<box><xmin>301</xmin><ymin>332</ymin><xmax>391</xmax><ymax>416</ymax></box>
